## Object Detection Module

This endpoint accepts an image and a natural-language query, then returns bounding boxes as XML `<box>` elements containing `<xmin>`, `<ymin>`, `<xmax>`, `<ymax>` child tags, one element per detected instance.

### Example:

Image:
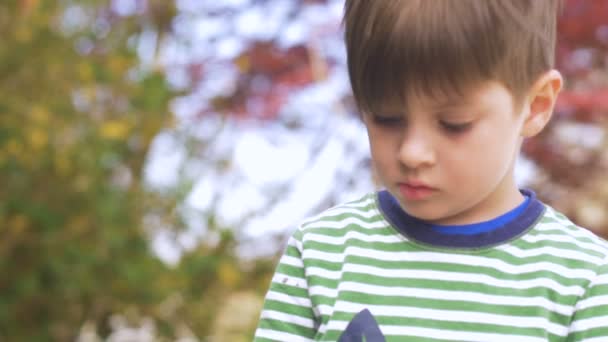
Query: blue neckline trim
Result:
<box><xmin>377</xmin><ymin>189</ymin><xmax>545</xmax><ymax>249</ymax></box>
<box><xmin>429</xmin><ymin>195</ymin><xmax>531</xmax><ymax>235</ymax></box>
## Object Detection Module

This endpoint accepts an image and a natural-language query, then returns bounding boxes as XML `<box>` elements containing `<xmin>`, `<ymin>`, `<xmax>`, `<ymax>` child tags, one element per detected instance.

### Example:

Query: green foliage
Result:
<box><xmin>0</xmin><ymin>1</ymin><xmax>177</xmax><ymax>340</ymax></box>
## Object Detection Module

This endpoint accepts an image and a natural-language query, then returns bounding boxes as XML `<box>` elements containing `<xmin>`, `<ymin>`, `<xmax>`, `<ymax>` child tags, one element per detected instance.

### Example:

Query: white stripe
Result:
<box><xmin>380</xmin><ymin>325</ymin><xmax>548</xmax><ymax>342</ymax></box>
<box><xmin>306</xmin><ymin>231</ymin><xmax>605</xmax><ymax>266</ymax></box>
<box><xmin>543</xmin><ymin>207</ymin><xmax>576</xmax><ymax>225</ymax></box>
<box><xmin>272</xmin><ymin>273</ymin><xmax>308</xmax><ymax>289</ymax></box>
<box><xmin>308</xmin><ymin>285</ymin><xmax>338</xmax><ymax>298</ymax></box>
<box><xmin>319</xmin><ymin>281</ymin><xmax>574</xmax><ymax>316</ymax></box>
<box><xmin>303</xmin><ymin>217</ymin><xmax>387</xmax><ymax>230</ymax></box>
<box><xmin>260</xmin><ymin>309</ymin><xmax>315</xmax><ymax>329</ymax></box>
<box><xmin>286</xmin><ymin>235</ymin><xmax>303</xmax><ymax>252</ymax></box>
<box><xmin>330</xmin><ymin>301</ymin><xmax>568</xmax><ymax>336</ymax></box>
<box><xmin>576</xmin><ymin>294</ymin><xmax>608</xmax><ymax>311</ymax></box>
<box><xmin>316</xmin><ymin>303</ymin><xmax>338</xmax><ymax>318</ymax></box>
<box><xmin>321</xmin><ymin>206</ymin><xmax>381</xmax><ymax>219</ymax></box>
<box><xmin>592</xmin><ymin>270</ymin><xmax>608</xmax><ymax>286</ymax></box>
<box><xmin>300</xmin><ymin>196</ymin><xmax>376</xmax><ymax>224</ymax></box>
<box><xmin>304</xmin><ymin>230</ymin><xmax>404</xmax><ymax>245</ymax></box>
<box><xmin>498</xmin><ymin>244</ymin><xmax>605</xmax><ymax>265</ymax></box>
<box><xmin>280</xmin><ymin>255</ymin><xmax>304</xmax><ymax>268</ymax></box>
<box><xmin>340</xmin><ymin>195</ymin><xmax>376</xmax><ymax>208</ymax></box>
<box><xmin>304</xmin><ymin>247</ymin><xmax>596</xmax><ymax>280</ymax></box>
<box><xmin>324</xmin><ymin>320</ymin><xmax>549</xmax><ymax>342</ymax></box>
<box><xmin>255</xmin><ymin>328</ymin><xmax>313</xmax><ymax>342</ymax></box>
<box><xmin>543</xmin><ymin>209</ymin><xmax>605</xmax><ymax>244</ymax></box>
<box><xmin>570</xmin><ymin>316</ymin><xmax>608</xmax><ymax>332</ymax></box>
<box><xmin>305</xmin><ymin>263</ymin><xmax>585</xmax><ymax>295</ymax></box>
<box><xmin>532</xmin><ymin>223</ymin><xmax>608</xmax><ymax>253</ymax></box>
<box><xmin>266</xmin><ymin>290</ymin><xmax>312</xmax><ymax>308</ymax></box>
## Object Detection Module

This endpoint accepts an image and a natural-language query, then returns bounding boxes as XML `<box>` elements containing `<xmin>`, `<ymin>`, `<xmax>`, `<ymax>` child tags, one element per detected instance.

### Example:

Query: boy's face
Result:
<box><xmin>364</xmin><ymin>81</ymin><xmax>529</xmax><ymax>226</ymax></box>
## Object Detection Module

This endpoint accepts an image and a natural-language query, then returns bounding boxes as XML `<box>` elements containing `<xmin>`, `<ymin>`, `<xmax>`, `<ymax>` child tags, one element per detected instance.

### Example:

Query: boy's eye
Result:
<box><xmin>440</xmin><ymin>121</ymin><xmax>472</xmax><ymax>133</ymax></box>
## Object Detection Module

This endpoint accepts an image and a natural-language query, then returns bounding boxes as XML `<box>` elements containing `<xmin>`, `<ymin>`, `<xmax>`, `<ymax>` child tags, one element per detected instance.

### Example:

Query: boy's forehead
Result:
<box><xmin>377</xmin><ymin>85</ymin><xmax>480</xmax><ymax>114</ymax></box>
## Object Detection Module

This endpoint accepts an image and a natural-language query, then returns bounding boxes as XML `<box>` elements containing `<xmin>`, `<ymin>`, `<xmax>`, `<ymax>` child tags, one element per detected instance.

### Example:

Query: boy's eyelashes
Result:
<box><xmin>439</xmin><ymin>121</ymin><xmax>472</xmax><ymax>133</ymax></box>
<box><xmin>369</xmin><ymin>114</ymin><xmax>472</xmax><ymax>134</ymax></box>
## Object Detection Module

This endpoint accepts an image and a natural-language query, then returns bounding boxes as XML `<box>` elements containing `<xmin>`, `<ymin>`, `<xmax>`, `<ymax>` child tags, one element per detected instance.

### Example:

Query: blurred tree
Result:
<box><xmin>0</xmin><ymin>0</ymin><xmax>179</xmax><ymax>340</ymax></box>
<box><xmin>524</xmin><ymin>0</ymin><xmax>608</xmax><ymax>237</ymax></box>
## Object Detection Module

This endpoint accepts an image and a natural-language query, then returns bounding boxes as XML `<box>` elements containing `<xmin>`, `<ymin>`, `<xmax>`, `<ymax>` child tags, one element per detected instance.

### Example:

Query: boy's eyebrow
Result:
<box><xmin>373</xmin><ymin>90</ymin><xmax>480</xmax><ymax>115</ymax></box>
<box><xmin>427</xmin><ymin>96</ymin><xmax>475</xmax><ymax>111</ymax></box>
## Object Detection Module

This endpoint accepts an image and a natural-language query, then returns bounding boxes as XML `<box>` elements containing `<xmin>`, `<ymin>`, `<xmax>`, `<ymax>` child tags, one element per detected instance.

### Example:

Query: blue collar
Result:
<box><xmin>377</xmin><ymin>189</ymin><xmax>545</xmax><ymax>249</ymax></box>
<box><xmin>429</xmin><ymin>195</ymin><xmax>531</xmax><ymax>235</ymax></box>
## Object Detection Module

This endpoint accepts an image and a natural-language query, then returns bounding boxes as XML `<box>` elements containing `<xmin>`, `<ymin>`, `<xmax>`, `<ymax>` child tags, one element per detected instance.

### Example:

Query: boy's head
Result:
<box><xmin>343</xmin><ymin>1</ymin><xmax>563</xmax><ymax>225</ymax></box>
<box><xmin>344</xmin><ymin>0</ymin><xmax>562</xmax><ymax>113</ymax></box>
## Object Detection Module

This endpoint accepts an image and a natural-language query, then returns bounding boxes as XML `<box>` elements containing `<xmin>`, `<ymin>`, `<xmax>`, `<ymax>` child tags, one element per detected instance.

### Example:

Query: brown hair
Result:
<box><xmin>343</xmin><ymin>0</ymin><xmax>562</xmax><ymax>114</ymax></box>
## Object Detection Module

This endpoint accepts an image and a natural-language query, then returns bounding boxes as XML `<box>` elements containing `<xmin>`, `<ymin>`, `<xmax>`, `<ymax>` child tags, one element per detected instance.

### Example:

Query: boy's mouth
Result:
<box><xmin>398</xmin><ymin>182</ymin><xmax>436</xmax><ymax>200</ymax></box>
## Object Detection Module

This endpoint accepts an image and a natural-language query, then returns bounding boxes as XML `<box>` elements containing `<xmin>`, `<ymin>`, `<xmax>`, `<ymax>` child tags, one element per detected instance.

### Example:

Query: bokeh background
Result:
<box><xmin>2</xmin><ymin>0</ymin><xmax>608</xmax><ymax>340</ymax></box>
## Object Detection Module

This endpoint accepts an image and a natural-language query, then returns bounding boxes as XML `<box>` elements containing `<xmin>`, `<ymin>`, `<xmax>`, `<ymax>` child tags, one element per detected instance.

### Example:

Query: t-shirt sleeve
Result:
<box><xmin>253</xmin><ymin>229</ymin><xmax>317</xmax><ymax>342</ymax></box>
<box><xmin>567</xmin><ymin>256</ymin><xmax>608</xmax><ymax>341</ymax></box>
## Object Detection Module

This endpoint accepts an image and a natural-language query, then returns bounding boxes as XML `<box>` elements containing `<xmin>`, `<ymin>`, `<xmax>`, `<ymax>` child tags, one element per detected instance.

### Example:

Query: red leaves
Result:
<box><xmin>209</xmin><ymin>42</ymin><xmax>315</xmax><ymax>120</ymax></box>
<box><xmin>243</xmin><ymin>42</ymin><xmax>309</xmax><ymax>76</ymax></box>
<box><xmin>558</xmin><ymin>0</ymin><xmax>608</xmax><ymax>47</ymax></box>
<box><xmin>556</xmin><ymin>89</ymin><xmax>608</xmax><ymax>122</ymax></box>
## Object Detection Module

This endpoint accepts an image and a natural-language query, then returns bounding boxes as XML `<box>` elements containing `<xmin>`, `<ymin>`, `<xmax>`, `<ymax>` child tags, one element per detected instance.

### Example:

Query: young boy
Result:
<box><xmin>254</xmin><ymin>1</ymin><xmax>608</xmax><ymax>341</ymax></box>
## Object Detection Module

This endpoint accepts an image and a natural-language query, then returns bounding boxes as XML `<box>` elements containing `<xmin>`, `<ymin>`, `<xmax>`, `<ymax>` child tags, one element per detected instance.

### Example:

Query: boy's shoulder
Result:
<box><xmin>296</xmin><ymin>192</ymin><xmax>385</xmax><ymax>234</ymax></box>
<box><xmin>532</xmin><ymin>204</ymin><xmax>608</xmax><ymax>262</ymax></box>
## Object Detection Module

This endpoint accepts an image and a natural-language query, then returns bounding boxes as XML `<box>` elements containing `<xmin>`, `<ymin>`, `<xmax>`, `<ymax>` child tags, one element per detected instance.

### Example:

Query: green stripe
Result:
<box><xmin>303</xmin><ymin>224</ymin><xmax>395</xmax><ymax>237</ymax></box>
<box><xmin>511</xmin><ymin>237</ymin><xmax>606</xmax><ymax>259</ymax></box>
<box><xmin>329</xmin><ymin>311</ymin><xmax>555</xmax><ymax>338</ymax></box>
<box><xmin>263</xmin><ymin>298</ymin><xmax>314</xmax><ymax>319</ymax></box>
<box><xmin>269</xmin><ymin>282</ymin><xmax>309</xmax><ymax>299</ymax></box>
<box><xmin>257</xmin><ymin>318</ymin><xmax>315</xmax><ymax>339</ymax></box>
<box><xmin>304</xmin><ymin>271</ymin><xmax>578</xmax><ymax>306</ymax></box>
<box><xmin>337</xmin><ymin>290</ymin><xmax>570</xmax><ymax>322</ymax></box>
<box><xmin>571</xmin><ymin>303</ymin><xmax>608</xmax><ymax>321</ymax></box>
<box><xmin>275</xmin><ymin>263</ymin><xmax>305</xmax><ymax>278</ymax></box>
<box><xmin>568</xmin><ymin>326</ymin><xmax>608</xmax><ymax>341</ymax></box>
<box><xmin>304</xmin><ymin>238</ymin><xmax>600</xmax><ymax>270</ymax></box>
<box><xmin>322</xmin><ymin>254</ymin><xmax>588</xmax><ymax>287</ymax></box>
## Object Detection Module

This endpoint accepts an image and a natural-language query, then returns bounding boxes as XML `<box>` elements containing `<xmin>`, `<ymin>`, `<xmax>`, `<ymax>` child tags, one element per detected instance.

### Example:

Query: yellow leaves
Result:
<box><xmin>16</xmin><ymin>106</ymin><xmax>51</xmax><ymax>152</ymax></box>
<box><xmin>74</xmin><ymin>175</ymin><xmax>91</xmax><ymax>192</ymax></box>
<box><xmin>9</xmin><ymin>214</ymin><xmax>29</xmax><ymax>235</ymax></box>
<box><xmin>78</xmin><ymin>63</ymin><xmax>95</xmax><ymax>82</ymax></box>
<box><xmin>54</xmin><ymin>153</ymin><xmax>71</xmax><ymax>176</ymax></box>
<box><xmin>6</xmin><ymin>140</ymin><xmax>23</xmax><ymax>157</ymax></box>
<box><xmin>19</xmin><ymin>0</ymin><xmax>40</xmax><ymax>17</ymax></box>
<box><xmin>67</xmin><ymin>215</ymin><xmax>91</xmax><ymax>236</ymax></box>
<box><xmin>27</xmin><ymin>128</ymin><xmax>48</xmax><ymax>150</ymax></box>
<box><xmin>235</xmin><ymin>54</ymin><xmax>250</xmax><ymax>73</ymax></box>
<box><xmin>109</xmin><ymin>56</ymin><xmax>130</xmax><ymax>76</ymax></box>
<box><xmin>100</xmin><ymin>120</ymin><xmax>131</xmax><ymax>140</ymax></box>
<box><xmin>14</xmin><ymin>25</ymin><xmax>33</xmax><ymax>43</ymax></box>
<box><xmin>217</xmin><ymin>261</ymin><xmax>240</xmax><ymax>288</ymax></box>
<box><xmin>30</xmin><ymin>106</ymin><xmax>50</xmax><ymax>124</ymax></box>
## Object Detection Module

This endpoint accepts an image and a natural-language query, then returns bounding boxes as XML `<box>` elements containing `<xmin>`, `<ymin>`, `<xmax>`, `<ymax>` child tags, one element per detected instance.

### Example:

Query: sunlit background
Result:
<box><xmin>2</xmin><ymin>0</ymin><xmax>608</xmax><ymax>340</ymax></box>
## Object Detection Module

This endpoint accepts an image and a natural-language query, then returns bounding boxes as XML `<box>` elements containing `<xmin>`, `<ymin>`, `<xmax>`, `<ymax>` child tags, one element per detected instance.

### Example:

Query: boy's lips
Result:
<box><xmin>398</xmin><ymin>182</ymin><xmax>436</xmax><ymax>200</ymax></box>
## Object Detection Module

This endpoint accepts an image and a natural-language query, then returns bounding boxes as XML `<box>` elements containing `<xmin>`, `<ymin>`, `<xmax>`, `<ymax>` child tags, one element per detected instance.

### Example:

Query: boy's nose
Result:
<box><xmin>398</xmin><ymin>130</ymin><xmax>436</xmax><ymax>169</ymax></box>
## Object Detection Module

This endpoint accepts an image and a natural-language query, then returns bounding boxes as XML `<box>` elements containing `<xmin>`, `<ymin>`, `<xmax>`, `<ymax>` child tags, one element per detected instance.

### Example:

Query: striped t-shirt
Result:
<box><xmin>254</xmin><ymin>190</ymin><xmax>608</xmax><ymax>341</ymax></box>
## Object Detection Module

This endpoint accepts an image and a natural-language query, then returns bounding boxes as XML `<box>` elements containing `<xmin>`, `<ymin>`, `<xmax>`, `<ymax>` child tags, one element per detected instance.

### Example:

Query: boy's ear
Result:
<box><xmin>521</xmin><ymin>69</ymin><xmax>563</xmax><ymax>138</ymax></box>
